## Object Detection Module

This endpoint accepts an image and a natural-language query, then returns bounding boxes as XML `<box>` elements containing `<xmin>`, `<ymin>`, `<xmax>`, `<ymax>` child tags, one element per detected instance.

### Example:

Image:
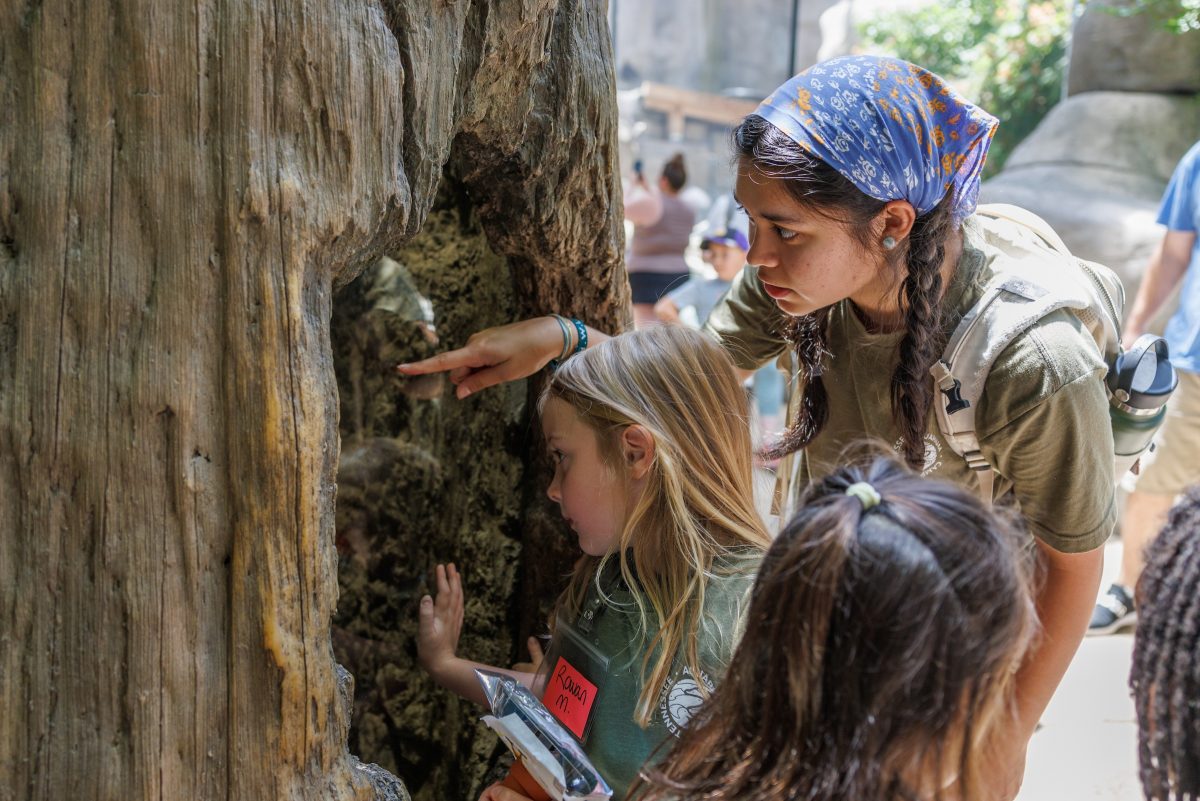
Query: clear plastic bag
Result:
<box><xmin>476</xmin><ymin>669</ymin><xmax>613</xmax><ymax>801</ymax></box>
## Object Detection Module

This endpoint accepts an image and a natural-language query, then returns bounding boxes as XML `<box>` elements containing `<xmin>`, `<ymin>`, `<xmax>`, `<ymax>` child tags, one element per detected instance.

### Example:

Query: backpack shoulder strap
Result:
<box><xmin>976</xmin><ymin>203</ymin><xmax>1073</xmax><ymax>257</ymax></box>
<box><xmin>977</xmin><ymin>204</ymin><xmax>1125</xmax><ymax>346</ymax></box>
<box><xmin>931</xmin><ymin>206</ymin><xmax>1122</xmax><ymax>502</ymax></box>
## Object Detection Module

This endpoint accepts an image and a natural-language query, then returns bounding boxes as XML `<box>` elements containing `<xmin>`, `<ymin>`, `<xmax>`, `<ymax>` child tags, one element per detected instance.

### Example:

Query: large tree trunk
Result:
<box><xmin>0</xmin><ymin>1</ymin><xmax>625</xmax><ymax>799</ymax></box>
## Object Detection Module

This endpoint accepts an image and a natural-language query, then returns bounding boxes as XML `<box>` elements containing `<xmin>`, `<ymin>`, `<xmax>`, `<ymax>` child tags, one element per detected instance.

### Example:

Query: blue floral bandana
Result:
<box><xmin>753</xmin><ymin>55</ymin><xmax>999</xmax><ymax>223</ymax></box>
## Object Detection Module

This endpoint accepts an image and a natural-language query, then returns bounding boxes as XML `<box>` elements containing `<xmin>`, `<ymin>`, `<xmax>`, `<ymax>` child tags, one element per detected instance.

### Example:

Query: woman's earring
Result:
<box><xmin>882</xmin><ymin>236</ymin><xmax>897</xmax><ymax>250</ymax></box>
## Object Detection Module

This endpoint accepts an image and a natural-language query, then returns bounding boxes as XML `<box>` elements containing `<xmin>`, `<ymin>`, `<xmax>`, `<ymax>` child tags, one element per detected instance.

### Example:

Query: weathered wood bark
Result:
<box><xmin>0</xmin><ymin>1</ymin><xmax>624</xmax><ymax>800</ymax></box>
<box><xmin>329</xmin><ymin>3</ymin><xmax>629</xmax><ymax>799</ymax></box>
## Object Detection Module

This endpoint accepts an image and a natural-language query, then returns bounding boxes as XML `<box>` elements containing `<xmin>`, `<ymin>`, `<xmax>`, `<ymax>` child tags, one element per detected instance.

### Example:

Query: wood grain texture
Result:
<box><xmin>0</xmin><ymin>0</ymin><xmax>624</xmax><ymax>799</ymax></box>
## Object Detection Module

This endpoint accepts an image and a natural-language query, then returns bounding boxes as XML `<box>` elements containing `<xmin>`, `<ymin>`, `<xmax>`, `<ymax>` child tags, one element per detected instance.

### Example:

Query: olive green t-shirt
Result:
<box><xmin>704</xmin><ymin>215</ymin><xmax>1116</xmax><ymax>553</ymax></box>
<box><xmin>542</xmin><ymin>552</ymin><xmax>760</xmax><ymax>799</ymax></box>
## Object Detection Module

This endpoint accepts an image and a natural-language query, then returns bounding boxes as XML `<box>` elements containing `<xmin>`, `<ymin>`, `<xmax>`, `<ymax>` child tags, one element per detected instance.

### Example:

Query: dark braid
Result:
<box><xmin>891</xmin><ymin>195</ymin><xmax>955</xmax><ymax>469</ymax></box>
<box><xmin>734</xmin><ymin>115</ymin><xmax>958</xmax><ymax>466</ymax></box>
<box><xmin>1131</xmin><ymin>487</ymin><xmax>1200</xmax><ymax>800</ymax></box>
<box><xmin>761</xmin><ymin>309</ymin><xmax>830</xmax><ymax>460</ymax></box>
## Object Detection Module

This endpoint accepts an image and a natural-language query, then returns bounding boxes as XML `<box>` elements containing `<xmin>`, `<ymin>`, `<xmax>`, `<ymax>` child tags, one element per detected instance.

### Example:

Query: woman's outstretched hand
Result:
<box><xmin>417</xmin><ymin>563</ymin><xmax>464</xmax><ymax>677</ymax></box>
<box><xmin>395</xmin><ymin>317</ymin><xmax>563</xmax><ymax>399</ymax></box>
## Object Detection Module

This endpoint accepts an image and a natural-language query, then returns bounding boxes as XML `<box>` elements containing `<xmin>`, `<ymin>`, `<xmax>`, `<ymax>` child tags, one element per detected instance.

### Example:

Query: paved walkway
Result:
<box><xmin>1017</xmin><ymin>540</ymin><xmax>1141</xmax><ymax>801</ymax></box>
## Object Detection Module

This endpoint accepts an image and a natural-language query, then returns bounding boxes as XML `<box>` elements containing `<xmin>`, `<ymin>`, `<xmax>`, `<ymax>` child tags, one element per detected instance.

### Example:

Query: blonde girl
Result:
<box><xmin>416</xmin><ymin>324</ymin><xmax>771</xmax><ymax>799</ymax></box>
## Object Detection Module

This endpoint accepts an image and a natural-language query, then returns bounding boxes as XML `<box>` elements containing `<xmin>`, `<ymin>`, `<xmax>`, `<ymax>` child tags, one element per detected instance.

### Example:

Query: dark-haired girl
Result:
<box><xmin>634</xmin><ymin>454</ymin><xmax>1038</xmax><ymax>801</ymax></box>
<box><xmin>399</xmin><ymin>55</ymin><xmax>1113</xmax><ymax>793</ymax></box>
<box><xmin>1131</xmin><ymin>486</ymin><xmax>1200</xmax><ymax>800</ymax></box>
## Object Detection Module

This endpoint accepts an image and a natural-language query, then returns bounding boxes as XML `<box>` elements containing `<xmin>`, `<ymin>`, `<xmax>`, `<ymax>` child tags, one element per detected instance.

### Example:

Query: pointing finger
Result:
<box><xmin>397</xmin><ymin>347</ymin><xmax>477</xmax><ymax>376</ymax></box>
<box><xmin>455</xmin><ymin>365</ymin><xmax>514</xmax><ymax>399</ymax></box>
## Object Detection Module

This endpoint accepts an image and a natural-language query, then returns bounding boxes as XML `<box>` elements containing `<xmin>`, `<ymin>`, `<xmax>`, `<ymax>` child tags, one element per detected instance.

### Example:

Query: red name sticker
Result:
<box><xmin>543</xmin><ymin>656</ymin><xmax>598</xmax><ymax>739</ymax></box>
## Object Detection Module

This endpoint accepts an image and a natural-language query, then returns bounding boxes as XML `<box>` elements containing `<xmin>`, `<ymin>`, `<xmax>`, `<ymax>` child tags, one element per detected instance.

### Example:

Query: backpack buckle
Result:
<box><xmin>931</xmin><ymin>360</ymin><xmax>971</xmax><ymax>414</ymax></box>
<box><xmin>940</xmin><ymin>378</ymin><xmax>970</xmax><ymax>414</ymax></box>
<box><xmin>964</xmin><ymin>450</ymin><xmax>990</xmax><ymax>472</ymax></box>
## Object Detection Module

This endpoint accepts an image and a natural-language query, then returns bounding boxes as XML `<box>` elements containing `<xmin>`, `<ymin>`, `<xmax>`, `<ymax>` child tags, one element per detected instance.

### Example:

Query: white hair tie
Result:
<box><xmin>844</xmin><ymin>482</ymin><xmax>881</xmax><ymax>510</ymax></box>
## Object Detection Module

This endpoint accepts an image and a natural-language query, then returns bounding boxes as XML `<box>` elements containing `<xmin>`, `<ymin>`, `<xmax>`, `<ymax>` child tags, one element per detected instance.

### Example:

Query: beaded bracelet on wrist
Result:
<box><xmin>568</xmin><ymin>318</ymin><xmax>587</xmax><ymax>355</ymax></box>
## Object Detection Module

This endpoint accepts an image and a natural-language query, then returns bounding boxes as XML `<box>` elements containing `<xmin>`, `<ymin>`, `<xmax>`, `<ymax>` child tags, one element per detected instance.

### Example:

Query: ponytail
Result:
<box><xmin>751</xmin><ymin>489</ymin><xmax>865</xmax><ymax>729</ymax></box>
<box><xmin>634</xmin><ymin>454</ymin><xmax>1037</xmax><ymax>801</ymax></box>
<box><xmin>661</xmin><ymin>153</ymin><xmax>687</xmax><ymax>192</ymax></box>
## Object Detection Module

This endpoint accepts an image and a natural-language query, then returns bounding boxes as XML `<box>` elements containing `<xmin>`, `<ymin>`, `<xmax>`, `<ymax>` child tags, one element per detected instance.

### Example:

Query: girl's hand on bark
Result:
<box><xmin>417</xmin><ymin>563</ymin><xmax>464</xmax><ymax>675</ymax></box>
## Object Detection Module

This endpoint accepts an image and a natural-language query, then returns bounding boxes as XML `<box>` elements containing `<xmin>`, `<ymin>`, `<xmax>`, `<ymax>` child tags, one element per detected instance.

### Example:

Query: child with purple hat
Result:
<box><xmin>654</xmin><ymin>228</ymin><xmax>749</xmax><ymax>328</ymax></box>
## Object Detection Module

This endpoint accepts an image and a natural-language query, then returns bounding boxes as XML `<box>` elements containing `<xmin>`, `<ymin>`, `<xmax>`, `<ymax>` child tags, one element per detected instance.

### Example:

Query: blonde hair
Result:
<box><xmin>540</xmin><ymin>324</ymin><xmax>771</xmax><ymax>726</ymax></box>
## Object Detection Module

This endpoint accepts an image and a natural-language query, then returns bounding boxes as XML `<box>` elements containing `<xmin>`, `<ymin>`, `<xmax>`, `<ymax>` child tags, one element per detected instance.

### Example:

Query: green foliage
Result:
<box><xmin>858</xmin><ymin>1</ymin><xmax>1070</xmax><ymax>176</ymax></box>
<box><xmin>1097</xmin><ymin>0</ymin><xmax>1200</xmax><ymax>33</ymax></box>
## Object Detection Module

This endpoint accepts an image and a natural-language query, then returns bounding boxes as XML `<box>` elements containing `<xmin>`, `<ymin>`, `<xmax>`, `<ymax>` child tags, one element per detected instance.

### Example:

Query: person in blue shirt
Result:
<box><xmin>1090</xmin><ymin>140</ymin><xmax>1200</xmax><ymax>634</ymax></box>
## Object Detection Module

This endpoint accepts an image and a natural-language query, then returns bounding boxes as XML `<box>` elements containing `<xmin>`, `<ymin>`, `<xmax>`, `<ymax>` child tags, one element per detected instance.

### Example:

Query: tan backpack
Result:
<box><xmin>930</xmin><ymin>204</ymin><xmax>1131</xmax><ymax>501</ymax></box>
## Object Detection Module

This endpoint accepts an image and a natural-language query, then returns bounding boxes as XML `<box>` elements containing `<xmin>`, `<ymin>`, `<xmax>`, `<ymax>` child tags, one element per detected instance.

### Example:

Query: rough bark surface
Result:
<box><xmin>329</xmin><ymin>3</ymin><xmax>629</xmax><ymax>797</ymax></box>
<box><xmin>0</xmin><ymin>0</ymin><xmax>625</xmax><ymax>799</ymax></box>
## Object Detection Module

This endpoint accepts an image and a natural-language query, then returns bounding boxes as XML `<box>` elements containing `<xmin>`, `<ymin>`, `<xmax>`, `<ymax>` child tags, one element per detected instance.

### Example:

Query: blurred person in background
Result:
<box><xmin>655</xmin><ymin>227</ymin><xmax>786</xmax><ymax>459</ymax></box>
<box><xmin>654</xmin><ymin>227</ymin><xmax>749</xmax><ymax>328</ymax></box>
<box><xmin>1091</xmin><ymin>141</ymin><xmax>1200</xmax><ymax>636</ymax></box>
<box><xmin>624</xmin><ymin>153</ymin><xmax>695</xmax><ymax>327</ymax></box>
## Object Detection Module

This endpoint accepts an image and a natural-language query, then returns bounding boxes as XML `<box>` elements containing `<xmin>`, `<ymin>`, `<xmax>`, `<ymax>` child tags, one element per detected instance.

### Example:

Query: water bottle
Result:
<box><xmin>1108</xmin><ymin>334</ymin><xmax>1178</xmax><ymax>477</ymax></box>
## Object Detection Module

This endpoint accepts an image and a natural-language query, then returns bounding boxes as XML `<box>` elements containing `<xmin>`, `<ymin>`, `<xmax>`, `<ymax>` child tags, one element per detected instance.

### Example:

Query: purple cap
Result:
<box><xmin>702</xmin><ymin>228</ymin><xmax>749</xmax><ymax>251</ymax></box>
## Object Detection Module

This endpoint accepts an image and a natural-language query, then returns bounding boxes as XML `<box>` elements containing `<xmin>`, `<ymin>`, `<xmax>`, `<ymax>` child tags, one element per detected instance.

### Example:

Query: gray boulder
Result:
<box><xmin>1067</xmin><ymin>0</ymin><xmax>1200</xmax><ymax>95</ymax></box>
<box><xmin>997</xmin><ymin>92</ymin><xmax>1200</xmax><ymax>187</ymax></box>
<box><xmin>981</xmin><ymin>92</ymin><xmax>1200</xmax><ymax>329</ymax></box>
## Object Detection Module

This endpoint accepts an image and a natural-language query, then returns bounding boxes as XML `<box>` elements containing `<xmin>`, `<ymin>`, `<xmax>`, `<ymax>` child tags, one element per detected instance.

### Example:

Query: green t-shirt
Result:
<box><xmin>704</xmin><ymin>215</ymin><xmax>1116</xmax><ymax>553</ymax></box>
<box><xmin>542</xmin><ymin>552</ymin><xmax>760</xmax><ymax>799</ymax></box>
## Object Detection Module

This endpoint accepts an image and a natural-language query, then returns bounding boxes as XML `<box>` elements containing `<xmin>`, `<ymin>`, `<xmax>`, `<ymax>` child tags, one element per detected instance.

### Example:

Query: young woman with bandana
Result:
<box><xmin>400</xmin><ymin>55</ymin><xmax>1113</xmax><ymax>797</ymax></box>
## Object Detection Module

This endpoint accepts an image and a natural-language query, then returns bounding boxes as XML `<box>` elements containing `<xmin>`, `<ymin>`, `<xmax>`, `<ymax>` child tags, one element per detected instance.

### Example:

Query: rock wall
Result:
<box><xmin>981</xmin><ymin>0</ymin><xmax>1200</xmax><ymax>331</ymax></box>
<box><xmin>981</xmin><ymin>92</ymin><xmax>1200</xmax><ymax>293</ymax></box>
<box><xmin>1067</xmin><ymin>0</ymin><xmax>1200</xmax><ymax>95</ymax></box>
<box><xmin>614</xmin><ymin>0</ymin><xmax>816</xmax><ymax>97</ymax></box>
